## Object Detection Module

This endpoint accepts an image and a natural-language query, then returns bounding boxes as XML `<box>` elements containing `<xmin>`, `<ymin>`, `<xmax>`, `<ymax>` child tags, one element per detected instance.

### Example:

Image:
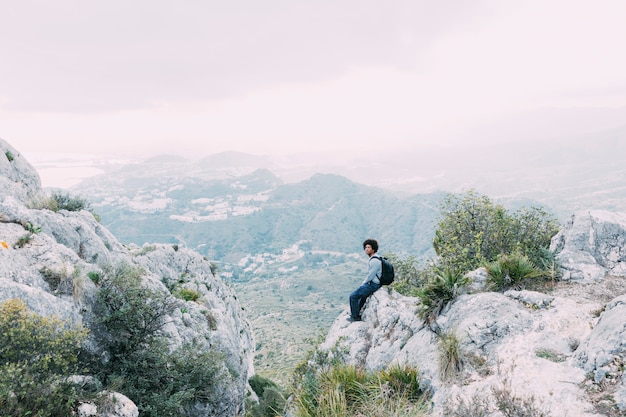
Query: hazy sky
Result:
<box><xmin>2</xmin><ymin>0</ymin><xmax>626</xmax><ymax>160</ymax></box>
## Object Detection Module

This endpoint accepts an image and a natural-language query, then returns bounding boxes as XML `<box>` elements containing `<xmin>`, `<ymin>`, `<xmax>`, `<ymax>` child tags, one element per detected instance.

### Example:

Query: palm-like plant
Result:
<box><xmin>485</xmin><ymin>252</ymin><xmax>542</xmax><ymax>291</ymax></box>
<box><xmin>417</xmin><ymin>267</ymin><xmax>469</xmax><ymax>323</ymax></box>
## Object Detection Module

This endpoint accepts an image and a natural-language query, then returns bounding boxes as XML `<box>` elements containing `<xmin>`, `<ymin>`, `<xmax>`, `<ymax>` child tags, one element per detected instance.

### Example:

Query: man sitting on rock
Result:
<box><xmin>348</xmin><ymin>239</ymin><xmax>382</xmax><ymax>322</ymax></box>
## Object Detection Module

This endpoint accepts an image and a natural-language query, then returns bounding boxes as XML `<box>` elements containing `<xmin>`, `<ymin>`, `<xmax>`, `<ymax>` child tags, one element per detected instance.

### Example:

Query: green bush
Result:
<box><xmin>247</xmin><ymin>374</ymin><xmax>287</xmax><ymax>417</ymax></box>
<box><xmin>383</xmin><ymin>253</ymin><xmax>423</xmax><ymax>297</ymax></box>
<box><xmin>5</xmin><ymin>150</ymin><xmax>14</xmax><ymax>161</ymax></box>
<box><xmin>416</xmin><ymin>267</ymin><xmax>469</xmax><ymax>323</ymax></box>
<box><xmin>87</xmin><ymin>271</ymin><xmax>101</xmax><ymax>285</ymax></box>
<box><xmin>92</xmin><ymin>263</ymin><xmax>228</xmax><ymax>416</ymax></box>
<box><xmin>50</xmin><ymin>192</ymin><xmax>91</xmax><ymax>212</ymax></box>
<box><xmin>95</xmin><ymin>263</ymin><xmax>175</xmax><ymax>353</ymax></box>
<box><xmin>174</xmin><ymin>287</ymin><xmax>202</xmax><ymax>302</ymax></box>
<box><xmin>0</xmin><ymin>299</ymin><xmax>89</xmax><ymax>416</ymax></box>
<box><xmin>291</xmin><ymin>362</ymin><xmax>427</xmax><ymax>417</ymax></box>
<box><xmin>433</xmin><ymin>190</ymin><xmax>560</xmax><ymax>274</ymax></box>
<box><xmin>108</xmin><ymin>339</ymin><xmax>227</xmax><ymax>417</ymax></box>
<box><xmin>485</xmin><ymin>252</ymin><xmax>542</xmax><ymax>291</ymax></box>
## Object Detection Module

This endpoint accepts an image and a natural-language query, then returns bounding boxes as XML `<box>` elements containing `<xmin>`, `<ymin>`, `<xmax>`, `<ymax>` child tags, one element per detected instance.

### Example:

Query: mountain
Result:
<box><xmin>73</xmin><ymin>165</ymin><xmax>445</xmax><ymax>275</ymax></box>
<box><xmin>0</xmin><ymin>138</ymin><xmax>254</xmax><ymax>416</ymax></box>
<box><xmin>70</xmin><ymin>123</ymin><xmax>626</xmax><ymax>279</ymax></box>
<box><xmin>314</xmin><ymin>210</ymin><xmax>626</xmax><ymax>416</ymax></box>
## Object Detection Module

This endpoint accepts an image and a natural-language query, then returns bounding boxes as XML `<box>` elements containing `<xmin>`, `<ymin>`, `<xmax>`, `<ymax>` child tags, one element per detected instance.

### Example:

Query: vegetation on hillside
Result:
<box><xmin>289</xmin><ymin>341</ymin><xmax>428</xmax><ymax>417</ymax></box>
<box><xmin>1</xmin><ymin>186</ymin><xmax>564</xmax><ymax>416</ymax></box>
<box><xmin>0</xmin><ymin>263</ymin><xmax>231</xmax><ymax>416</ymax></box>
<box><xmin>391</xmin><ymin>189</ymin><xmax>561</xmax><ymax>322</ymax></box>
<box><xmin>90</xmin><ymin>263</ymin><xmax>229</xmax><ymax>417</ymax></box>
<box><xmin>0</xmin><ymin>299</ymin><xmax>89</xmax><ymax>416</ymax></box>
<box><xmin>433</xmin><ymin>190</ymin><xmax>560</xmax><ymax>272</ymax></box>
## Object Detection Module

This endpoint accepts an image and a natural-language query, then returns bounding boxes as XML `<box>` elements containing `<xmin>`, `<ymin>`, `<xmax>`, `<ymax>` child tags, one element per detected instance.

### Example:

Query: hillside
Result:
<box><xmin>0</xmin><ymin>138</ymin><xmax>254</xmax><ymax>416</ymax></box>
<box><xmin>72</xmin><ymin>166</ymin><xmax>445</xmax><ymax>269</ymax></box>
<box><xmin>314</xmin><ymin>210</ymin><xmax>626</xmax><ymax>416</ymax></box>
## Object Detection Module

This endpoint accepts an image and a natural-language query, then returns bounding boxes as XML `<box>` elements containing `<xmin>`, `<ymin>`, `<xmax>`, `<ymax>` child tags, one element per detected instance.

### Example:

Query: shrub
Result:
<box><xmin>443</xmin><ymin>393</ymin><xmax>492</xmax><ymax>417</ymax></box>
<box><xmin>14</xmin><ymin>233</ymin><xmax>33</xmax><ymax>248</ymax></box>
<box><xmin>40</xmin><ymin>266</ymin><xmax>76</xmax><ymax>295</ymax></box>
<box><xmin>50</xmin><ymin>192</ymin><xmax>91</xmax><ymax>212</ymax></box>
<box><xmin>247</xmin><ymin>374</ymin><xmax>287</xmax><ymax>417</ymax></box>
<box><xmin>136</xmin><ymin>244</ymin><xmax>157</xmax><ymax>256</ymax></box>
<box><xmin>416</xmin><ymin>266</ymin><xmax>469</xmax><ymax>323</ymax></box>
<box><xmin>291</xmin><ymin>362</ymin><xmax>427</xmax><ymax>417</ymax></box>
<box><xmin>0</xmin><ymin>299</ymin><xmax>89</xmax><ymax>416</ymax></box>
<box><xmin>433</xmin><ymin>190</ymin><xmax>560</xmax><ymax>274</ymax></box>
<box><xmin>443</xmin><ymin>378</ymin><xmax>550</xmax><ymax>417</ymax></box>
<box><xmin>26</xmin><ymin>221</ymin><xmax>41</xmax><ymax>234</ymax></box>
<box><xmin>439</xmin><ymin>332</ymin><xmax>463</xmax><ymax>382</ymax></box>
<box><xmin>492</xmin><ymin>382</ymin><xmax>550</xmax><ymax>417</ymax></box>
<box><xmin>5</xmin><ymin>150</ymin><xmax>14</xmax><ymax>161</ymax></box>
<box><xmin>174</xmin><ymin>287</ymin><xmax>202</xmax><ymax>302</ymax></box>
<box><xmin>92</xmin><ymin>263</ymin><xmax>228</xmax><ymax>417</ymax></box>
<box><xmin>377</xmin><ymin>364</ymin><xmax>422</xmax><ymax>401</ymax></box>
<box><xmin>485</xmin><ymin>252</ymin><xmax>542</xmax><ymax>291</ymax></box>
<box><xmin>87</xmin><ymin>271</ymin><xmax>101</xmax><ymax>285</ymax></box>
<box><xmin>108</xmin><ymin>339</ymin><xmax>228</xmax><ymax>417</ymax></box>
<box><xmin>384</xmin><ymin>253</ymin><xmax>423</xmax><ymax>297</ymax></box>
<box><xmin>94</xmin><ymin>263</ymin><xmax>175</xmax><ymax>354</ymax></box>
<box><xmin>535</xmin><ymin>348</ymin><xmax>566</xmax><ymax>363</ymax></box>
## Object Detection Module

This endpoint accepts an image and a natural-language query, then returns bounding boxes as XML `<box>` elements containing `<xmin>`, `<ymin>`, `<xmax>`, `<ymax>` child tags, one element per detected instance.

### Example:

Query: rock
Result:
<box><xmin>0</xmin><ymin>138</ymin><xmax>42</xmax><ymax>203</ymax></box>
<box><xmin>575</xmin><ymin>294</ymin><xmax>626</xmax><ymax>383</ymax></box>
<box><xmin>551</xmin><ymin>210</ymin><xmax>626</xmax><ymax>282</ymax></box>
<box><xmin>0</xmin><ymin>140</ymin><xmax>254</xmax><ymax>416</ymax></box>
<box><xmin>77</xmin><ymin>392</ymin><xmax>138</xmax><ymax>417</ymax></box>
<box><xmin>320</xmin><ymin>284</ymin><xmax>619</xmax><ymax>416</ymax></box>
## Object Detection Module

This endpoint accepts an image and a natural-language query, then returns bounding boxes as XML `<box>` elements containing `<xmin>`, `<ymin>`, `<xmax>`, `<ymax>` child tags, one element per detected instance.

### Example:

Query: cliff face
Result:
<box><xmin>321</xmin><ymin>210</ymin><xmax>626</xmax><ymax>416</ymax></box>
<box><xmin>0</xmin><ymin>138</ymin><xmax>255</xmax><ymax>416</ymax></box>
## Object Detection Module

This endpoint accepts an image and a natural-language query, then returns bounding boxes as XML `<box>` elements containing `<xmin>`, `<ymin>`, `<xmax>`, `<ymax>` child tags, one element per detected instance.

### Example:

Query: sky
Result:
<box><xmin>2</xmin><ymin>0</ymin><xmax>626</xmax><ymax>165</ymax></box>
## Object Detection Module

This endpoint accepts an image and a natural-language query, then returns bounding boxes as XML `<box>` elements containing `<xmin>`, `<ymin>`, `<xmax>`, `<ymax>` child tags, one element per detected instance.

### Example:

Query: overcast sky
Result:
<box><xmin>2</xmin><ymin>0</ymin><xmax>626</xmax><ymax>161</ymax></box>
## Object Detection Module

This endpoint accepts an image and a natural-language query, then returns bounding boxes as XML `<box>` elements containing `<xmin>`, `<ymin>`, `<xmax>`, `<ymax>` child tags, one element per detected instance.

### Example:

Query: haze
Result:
<box><xmin>1</xmin><ymin>0</ymin><xmax>626</xmax><ymax>187</ymax></box>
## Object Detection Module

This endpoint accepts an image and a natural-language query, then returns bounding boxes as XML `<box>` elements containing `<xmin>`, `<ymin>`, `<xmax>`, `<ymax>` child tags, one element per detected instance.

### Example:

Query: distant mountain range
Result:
<box><xmin>73</xmin><ymin>163</ymin><xmax>444</xmax><ymax>279</ymax></box>
<box><xmin>71</xmin><ymin>124</ymin><xmax>626</xmax><ymax>278</ymax></box>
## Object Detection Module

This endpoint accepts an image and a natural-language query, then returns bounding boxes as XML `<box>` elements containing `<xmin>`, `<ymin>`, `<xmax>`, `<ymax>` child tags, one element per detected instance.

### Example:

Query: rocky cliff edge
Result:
<box><xmin>0</xmin><ymin>138</ymin><xmax>255</xmax><ymax>417</ymax></box>
<box><xmin>321</xmin><ymin>210</ymin><xmax>626</xmax><ymax>416</ymax></box>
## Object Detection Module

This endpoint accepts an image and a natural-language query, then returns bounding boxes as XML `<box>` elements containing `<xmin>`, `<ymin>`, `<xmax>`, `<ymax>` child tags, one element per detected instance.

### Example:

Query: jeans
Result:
<box><xmin>349</xmin><ymin>281</ymin><xmax>381</xmax><ymax>319</ymax></box>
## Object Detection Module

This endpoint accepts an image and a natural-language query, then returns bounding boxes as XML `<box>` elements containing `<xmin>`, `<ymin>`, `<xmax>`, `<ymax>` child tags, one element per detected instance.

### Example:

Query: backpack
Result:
<box><xmin>372</xmin><ymin>255</ymin><xmax>395</xmax><ymax>285</ymax></box>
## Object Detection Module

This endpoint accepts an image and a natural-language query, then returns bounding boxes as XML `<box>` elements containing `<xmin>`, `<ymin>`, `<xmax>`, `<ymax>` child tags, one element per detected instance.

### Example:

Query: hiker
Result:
<box><xmin>348</xmin><ymin>239</ymin><xmax>382</xmax><ymax>322</ymax></box>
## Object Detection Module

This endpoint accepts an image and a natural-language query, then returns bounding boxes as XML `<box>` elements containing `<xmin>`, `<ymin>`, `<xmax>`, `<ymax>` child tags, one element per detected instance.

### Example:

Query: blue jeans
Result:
<box><xmin>349</xmin><ymin>281</ymin><xmax>381</xmax><ymax>319</ymax></box>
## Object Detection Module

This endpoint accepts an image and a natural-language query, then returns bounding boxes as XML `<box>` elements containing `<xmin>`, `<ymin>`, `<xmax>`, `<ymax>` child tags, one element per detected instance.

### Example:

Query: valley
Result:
<box><xmin>66</xmin><ymin>127</ymin><xmax>626</xmax><ymax>385</ymax></box>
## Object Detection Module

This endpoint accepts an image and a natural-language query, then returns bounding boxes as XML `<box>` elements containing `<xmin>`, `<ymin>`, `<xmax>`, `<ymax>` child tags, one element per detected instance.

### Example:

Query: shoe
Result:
<box><xmin>347</xmin><ymin>316</ymin><xmax>362</xmax><ymax>322</ymax></box>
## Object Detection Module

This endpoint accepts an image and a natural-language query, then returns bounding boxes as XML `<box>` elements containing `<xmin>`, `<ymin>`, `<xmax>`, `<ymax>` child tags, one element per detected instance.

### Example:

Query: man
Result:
<box><xmin>348</xmin><ymin>239</ymin><xmax>382</xmax><ymax>322</ymax></box>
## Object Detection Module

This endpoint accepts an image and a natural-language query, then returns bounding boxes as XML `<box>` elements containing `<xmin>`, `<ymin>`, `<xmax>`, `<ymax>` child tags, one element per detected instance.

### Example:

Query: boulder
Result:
<box><xmin>551</xmin><ymin>210</ymin><xmax>626</xmax><ymax>282</ymax></box>
<box><xmin>0</xmin><ymin>138</ymin><xmax>41</xmax><ymax>203</ymax></box>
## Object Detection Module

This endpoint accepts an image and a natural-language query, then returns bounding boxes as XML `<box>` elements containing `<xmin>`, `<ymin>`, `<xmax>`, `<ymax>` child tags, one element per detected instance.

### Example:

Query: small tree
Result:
<box><xmin>93</xmin><ymin>263</ymin><xmax>228</xmax><ymax>417</ymax></box>
<box><xmin>433</xmin><ymin>190</ymin><xmax>560</xmax><ymax>274</ymax></box>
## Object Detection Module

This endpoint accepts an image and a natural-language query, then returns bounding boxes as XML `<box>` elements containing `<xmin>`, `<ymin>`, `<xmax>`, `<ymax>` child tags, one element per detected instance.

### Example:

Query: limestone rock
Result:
<box><xmin>551</xmin><ymin>210</ymin><xmax>626</xmax><ymax>281</ymax></box>
<box><xmin>77</xmin><ymin>392</ymin><xmax>139</xmax><ymax>417</ymax></box>
<box><xmin>0</xmin><ymin>138</ymin><xmax>41</xmax><ymax>203</ymax></box>
<box><xmin>321</xmin><ymin>281</ymin><xmax>625</xmax><ymax>416</ymax></box>
<box><xmin>0</xmin><ymin>141</ymin><xmax>254</xmax><ymax>416</ymax></box>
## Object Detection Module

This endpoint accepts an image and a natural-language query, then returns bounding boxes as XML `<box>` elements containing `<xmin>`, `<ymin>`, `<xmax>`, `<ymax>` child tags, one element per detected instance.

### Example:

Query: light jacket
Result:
<box><xmin>362</xmin><ymin>255</ymin><xmax>382</xmax><ymax>285</ymax></box>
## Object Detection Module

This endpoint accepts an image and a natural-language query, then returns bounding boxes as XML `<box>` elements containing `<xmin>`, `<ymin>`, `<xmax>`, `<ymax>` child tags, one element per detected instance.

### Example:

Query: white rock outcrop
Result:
<box><xmin>319</xmin><ymin>212</ymin><xmax>626</xmax><ymax>416</ymax></box>
<box><xmin>551</xmin><ymin>210</ymin><xmax>626</xmax><ymax>282</ymax></box>
<box><xmin>0</xmin><ymin>138</ymin><xmax>254</xmax><ymax>417</ymax></box>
